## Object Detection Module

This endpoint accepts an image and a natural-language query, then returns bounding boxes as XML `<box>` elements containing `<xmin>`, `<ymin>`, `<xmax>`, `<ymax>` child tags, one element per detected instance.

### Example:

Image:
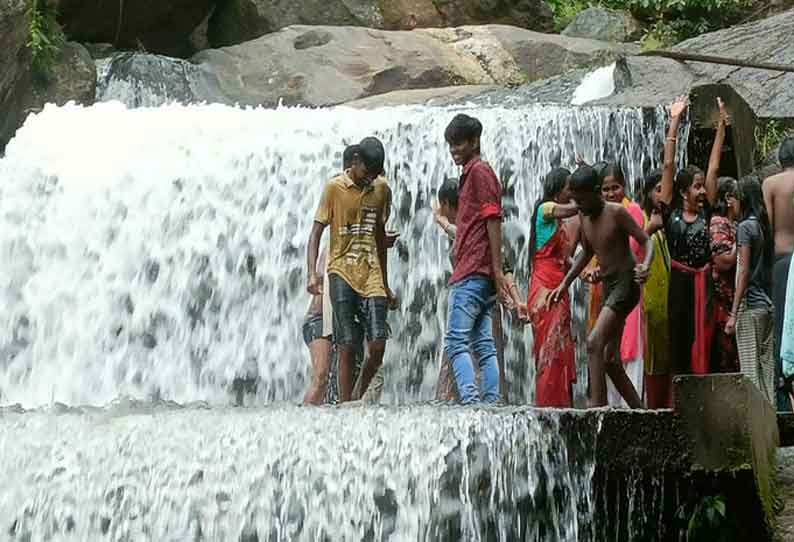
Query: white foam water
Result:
<box><xmin>571</xmin><ymin>64</ymin><xmax>616</xmax><ymax>106</ymax></box>
<box><xmin>0</xmin><ymin>101</ymin><xmax>680</xmax><ymax>408</ymax></box>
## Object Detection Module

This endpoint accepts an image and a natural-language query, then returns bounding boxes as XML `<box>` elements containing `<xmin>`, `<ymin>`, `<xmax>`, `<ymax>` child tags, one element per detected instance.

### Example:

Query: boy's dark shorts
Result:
<box><xmin>302</xmin><ymin>313</ymin><xmax>329</xmax><ymax>346</ymax></box>
<box><xmin>329</xmin><ymin>274</ymin><xmax>389</xmax><ymax>346</ymax></box>
<box><xmin>602</xmin><ymin>269</ymin><xmax>640</xmax><ymax>318</ymax></box>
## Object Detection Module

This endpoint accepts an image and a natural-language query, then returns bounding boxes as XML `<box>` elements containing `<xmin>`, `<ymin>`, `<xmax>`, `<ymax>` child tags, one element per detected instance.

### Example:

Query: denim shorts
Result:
<box><xmin>328</xmin><ymin>274</ymin><xmax>388</xmax><ymax>345</ymax></box>
<box><xmin>302</xmin><ymin>313</ymin><xmax>328</xmax><ymax>346</ymax></box>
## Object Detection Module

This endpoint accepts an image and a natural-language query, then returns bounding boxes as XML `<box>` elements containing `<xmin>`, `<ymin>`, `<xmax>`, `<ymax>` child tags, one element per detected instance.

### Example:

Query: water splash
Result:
<box><xmin>0</xmin><ymin>404</ymin><xmax>599</xmax><ymax>541</ymax></box>
<box><xmin>0</xmin><ymin>101</ymin><xmax>680</xmax><ymax>407</ymax></box>
<box><xmin>571</xmin><ymin>64</ymin><xmax>616</xmax><ymax>106</ymax></box>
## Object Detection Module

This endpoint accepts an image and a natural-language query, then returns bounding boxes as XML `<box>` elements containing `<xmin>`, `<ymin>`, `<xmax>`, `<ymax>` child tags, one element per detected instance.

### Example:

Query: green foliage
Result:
<box><xmin>676</xmin><ymin>494</ymin><xmax>730</xmax><ymax>541</ymax></box>
<box><xmin>547</xmin><ymin>0</ymin><xmax>759</xmax><ymax>46</ymax></box>
<box><xmin>754</xmin><ymin>120</ymin><xmax>789</xmax><ymax>165</ymax></box>
<box><xmin>27</xmin><ymin>0</ymin><xmax>64</xmax><ymax>81</ymax></box>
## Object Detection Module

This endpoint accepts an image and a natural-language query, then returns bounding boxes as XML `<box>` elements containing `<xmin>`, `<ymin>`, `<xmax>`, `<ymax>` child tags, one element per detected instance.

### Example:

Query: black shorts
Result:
<box><xmin>302</xmin><ymin>313</ymin><xmax>328</xmax><ymax>346</ymax></box>
<box><xmin>328</xmin><ymin>274</ymin><xmax>389</xmax><ymax>345</ymax></box>
<box><xmin>602</xmin><ymin>269</ymin><xmax>640</xmax><ymax>318</ymax></box>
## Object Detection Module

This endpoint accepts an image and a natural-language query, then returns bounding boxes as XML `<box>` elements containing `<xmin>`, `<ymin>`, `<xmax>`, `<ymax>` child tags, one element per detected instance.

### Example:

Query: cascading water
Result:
<box><xmin>0</xmin><ymin>101</ymin><xmax>680</xmax><ymax>407</ymax></box>
<box><xmin>0</xmin><ymin>95</ymin><xmax>689</xmax><ymax>540</ymax></box>
<box><xmin>0</xmin><ymin>404</ymin><xmax>604</xmax><ymax>542</ymax></box>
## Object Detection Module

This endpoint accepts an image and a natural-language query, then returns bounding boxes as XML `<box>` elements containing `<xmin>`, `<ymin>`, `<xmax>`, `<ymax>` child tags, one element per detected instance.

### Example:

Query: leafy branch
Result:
<box><xmin>27</xmin><ymin>0</ymin><xmax>64</xmax><ymax>81</ymax></box>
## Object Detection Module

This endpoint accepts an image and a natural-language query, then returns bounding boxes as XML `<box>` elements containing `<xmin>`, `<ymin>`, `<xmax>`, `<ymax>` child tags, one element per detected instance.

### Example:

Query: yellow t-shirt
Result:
<box><xmin>314</xmin><ymin>172</ymin><xmax>391</xmax><ymax>297</ymax></box>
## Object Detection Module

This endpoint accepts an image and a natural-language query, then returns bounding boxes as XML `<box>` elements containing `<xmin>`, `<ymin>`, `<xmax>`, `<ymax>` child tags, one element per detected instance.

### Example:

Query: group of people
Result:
<box><xmin>301</xmin><ymin>97</ymin><xmax>794</xmax><ymax>410</ymax></box>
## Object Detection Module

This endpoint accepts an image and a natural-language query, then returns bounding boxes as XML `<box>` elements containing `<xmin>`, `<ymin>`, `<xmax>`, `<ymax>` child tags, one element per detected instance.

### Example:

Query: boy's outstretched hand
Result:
<box><xmin>548</xmin><ymin>284</ymin><xmax>566</xmax><ymax>308</ymax></box>
<box><xmin>386</xmin><ymin>287</ymin><xmax>399</xmax><ymax>310</ymax></box>
<box><xmin>634</xmin><ymin>263</ymin><xmax>649</xmax><ymax>284</ymax></box>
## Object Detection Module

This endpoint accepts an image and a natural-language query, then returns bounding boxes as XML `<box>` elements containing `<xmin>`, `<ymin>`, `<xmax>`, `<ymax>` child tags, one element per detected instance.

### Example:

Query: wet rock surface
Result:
<box><xmin>0</xmin><ymin>0</ymin><xmax>31</xmax><ymax>150</ymax></box>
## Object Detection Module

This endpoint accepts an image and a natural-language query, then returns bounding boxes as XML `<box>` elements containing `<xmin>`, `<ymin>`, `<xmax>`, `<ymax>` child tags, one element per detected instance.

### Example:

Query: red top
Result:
<box><xmin>450</xmin><ymin>157</ymin><xmax>503</xmax><ymax>285</ymax></box>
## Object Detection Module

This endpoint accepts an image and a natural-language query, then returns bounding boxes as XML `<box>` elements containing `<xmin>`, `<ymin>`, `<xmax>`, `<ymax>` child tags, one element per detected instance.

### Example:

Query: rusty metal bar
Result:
<box><xmin>638</xmin><ymin>49</ymin><xmax>794</xmax><ymax>73</ymax></box>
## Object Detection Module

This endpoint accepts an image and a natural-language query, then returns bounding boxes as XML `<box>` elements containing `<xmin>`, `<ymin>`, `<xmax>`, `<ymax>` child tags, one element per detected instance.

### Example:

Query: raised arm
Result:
<box><xmin>660</xmin><ymin>95</ymin><xmax>689</xmax><ymax>206</ymax></box>
<box><xmin>705</xmin><ymin>97</ymin><xmax>728</xmax><ymax>206</ymax></box>
<box><xmin>550</xmin><ymin>202</ymin><xmax>579</xmax><ymax>219</ymax></box>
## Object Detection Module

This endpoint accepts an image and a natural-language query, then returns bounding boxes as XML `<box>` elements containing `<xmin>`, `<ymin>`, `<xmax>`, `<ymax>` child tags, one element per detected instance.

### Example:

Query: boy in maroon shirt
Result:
<box><xmin>442</xmin><ymin>114</ymin><xmax>509</xmax><ymax>404</ymax></box>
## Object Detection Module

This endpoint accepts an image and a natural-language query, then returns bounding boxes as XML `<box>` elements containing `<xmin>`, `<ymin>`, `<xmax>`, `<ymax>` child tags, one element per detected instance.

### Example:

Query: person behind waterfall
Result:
<box><xmin>640</xmin><ymin>170</ymin><xmax>673</xmax><ymax>408</ymax></box>
<box><xmin>433</xmin><ymin>178</ymin><xmax>521</xmax><ymax>402</ymax></box>
<box><xmin>524</xmin><ymin>168</ymin><xmax>579</xmax><ymax>407</ymax></box>
<box><xmin>725</xmin><ymin>176</ymin><xmax>775</xmax><ymax>404</ymax></box>
<box><xmin>658</xmin><ymin>96</ymin><xmax>723</xmax><ymax>376</ymax></box>
<box><xmin>709</xmin><ymin>177</ymin><xmax>740</xmax><ymax>374</ymax></box>
<box><xmin>441</xmin><ymin>113</ymin><xmax>510</xmax><ymax>405</ymax></box>
<box><xmin>302</xmin><ymin>245</ymin><xmax>333</xmax><ymax>405</ymax></box>
<box><xmin>307</xmin><ymin>137</ymin><xmax>395</xmax><ymax>403</ymax></box>
<box><xmin>550</xmin><ymin>166</ymin><xmax>653</xmax><ymax>408</ymax></box>
<box><xmin>763</xmin><ymin>135</ymin><xmax>794</xmax><ymax>410</ymax></box>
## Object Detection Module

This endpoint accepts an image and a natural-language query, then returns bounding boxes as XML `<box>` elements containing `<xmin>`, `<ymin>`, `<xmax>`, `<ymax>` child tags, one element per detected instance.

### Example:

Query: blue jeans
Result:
<box><xmin>443</xmin><ymin>275</ymin><xmax>500</xmax><ymax>404</ymax></box>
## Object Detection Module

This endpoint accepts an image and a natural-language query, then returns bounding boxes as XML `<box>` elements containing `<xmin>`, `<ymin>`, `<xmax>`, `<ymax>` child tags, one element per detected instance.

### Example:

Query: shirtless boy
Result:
<box><xmin>763</xmin><ymin>136</ymin><xmax>794</xmax><ymax>410</ymax></box>
<box><xmin>551</xmin><ymin>166</ymin><xmax>653</xmax><ymax>408</ymax></box>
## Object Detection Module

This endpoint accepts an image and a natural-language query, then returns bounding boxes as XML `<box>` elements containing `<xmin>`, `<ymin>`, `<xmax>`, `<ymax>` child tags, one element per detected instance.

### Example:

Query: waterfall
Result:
<box><xmin>0</xmin><ymin>101</ymin><xmax>680</xmax><ymax>408</ymax></box>
<box><xmin>0</xmin><ymin>403</ymin><xmax>603</xmax><ymax>542</ymax></box>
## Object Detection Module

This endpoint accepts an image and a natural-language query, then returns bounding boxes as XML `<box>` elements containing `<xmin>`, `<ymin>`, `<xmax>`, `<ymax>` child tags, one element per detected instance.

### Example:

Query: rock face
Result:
<box><xmin>191</xmin><ymin>24</ymin><xmax>634</xmax><ymax>107</ymax></box>
<box><xmin>28</xmin><ymin>42</ymin><xmax>96</xmax><ymax>110</ymax></box>
<box><xmin>0</xmin><ymin>0</ymin><xmax>31</xmax><ymax>151</ymax></box>
<box><xmin>208</xmin><ymin>0</ymin><xmax>554</xmax><ymax>47</ymax></box>
<box><xmin>671</xmin><ymin>8</ymin><xmax>794</xmax><ymax>121</ymax></box>
<box><xmin>596</xmin><ymin>8</ymin><xmax>794</xmax><ymax>122</ymax></box>
<box><xmin>561</xmin><ymin>7</ymin><xmax>643</xmax><ymax>42</ymax></box>
<box><xmin>55</xmin><ymin>0</ymin><xmax>216</xmax><ymax>57</ymax></box>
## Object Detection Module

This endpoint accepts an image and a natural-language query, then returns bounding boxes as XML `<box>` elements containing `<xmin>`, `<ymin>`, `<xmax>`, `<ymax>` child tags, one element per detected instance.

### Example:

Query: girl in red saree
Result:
<box><xmin>523</xmin><ymin>168</ymin><xmax>580</xmax><ymax>407</ymax></box>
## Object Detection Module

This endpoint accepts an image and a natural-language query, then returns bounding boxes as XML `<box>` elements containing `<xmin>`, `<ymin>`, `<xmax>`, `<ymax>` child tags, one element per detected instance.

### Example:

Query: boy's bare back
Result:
<box><xmin>763</xmin><ymin>169</ymin><xmax>794</xmax><ymax>254</ymax></box>
<box><xmin>580</xmin><ymin>203</ymin><xmax>636</xmax><ymax>276</ymax></box>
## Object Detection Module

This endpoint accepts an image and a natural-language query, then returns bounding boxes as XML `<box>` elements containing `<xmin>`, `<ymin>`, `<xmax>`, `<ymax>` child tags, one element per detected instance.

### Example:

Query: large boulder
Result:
<box><xmin>27</xmin><ymin>41</ymin><xmax>96</xmax><ymax>110</ymax></box>
<box><xmin>0</xmin><ymin>0</ymin><xmax>32</xmax><ymax>151</ymax></box>
<box><xmin>595</xmin><ymin>8</ymin><xmax>794</xmax><ymax>122</ymax></box>
<box><xmin>55</xmin><ymin>0</ymin><xmax>216</xmax><ymax>57</ymax></box>
<box><xmin>561</xmin><ymin>7</ymin><xmax>643</xmax><ymax>42</ymax></box>
<box><xmin>190</xmin><ymin>24</ymin><xmax>634</xmax><ymax>107</ymax></box>
<box><xmin>208</xmin><ymin>0</ymin><xmax>554</xmax><ymax>47</ymax></box>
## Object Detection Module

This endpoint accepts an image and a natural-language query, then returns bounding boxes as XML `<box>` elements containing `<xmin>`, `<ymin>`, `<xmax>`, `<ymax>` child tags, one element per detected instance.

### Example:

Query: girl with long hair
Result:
<box><xmin>658</xmin><ymin>95</ymin><xmax>725</xmax><ymax>375</ymax></box>
<box><xmin>710</xmin><ymin>177</ymin><xmax>740</xmax><ymax>373</ymax></box>
<box><xmin>641</xmin><ymin>170</ymin><xmax>672</xmax><ymax>408</ymax></box>
<box><xmin>524</xmin><ymin>168</ymin><xmax>579</xmax><ymax>407</ymax></box>
<box><xmin>726</xmin><ymin>176</ymin><xmax>776</xmax><ymax>403</ymax></box>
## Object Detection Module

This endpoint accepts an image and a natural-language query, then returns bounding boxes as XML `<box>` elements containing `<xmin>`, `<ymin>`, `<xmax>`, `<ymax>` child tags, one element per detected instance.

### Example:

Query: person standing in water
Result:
<box><xmin>709</xmin><ymin>177</ymin><xmax>739</xmax><ymax>373</ymax></box>
<box><xmin>658</xmin><ymin>96</ymin><xmax>723</xmax><ymax>375</ymax></box>
<box><xmin>433</xmin><ymin>178</ymin><xmax>520</xmax><ymax>402</ymax></box>
<box><xmin>550</xmin><ymin>166</ymin><xmax>653</xmax><ymax>408</ymax></box>
<box><xmin>307</xmin><ymin>137</ymin><xmax>395</xmax><ymax>403</ymax></box>
<box><xmin>640</xmin><ymin>171</ymin><xmax>673</xmax><ymax>408</ymax></box>
<box><xmin>598</xmin><ymin>163</ymin><xmax>647</xmax><ymax>407</ymax></box>
<box><xmin>726</xmin><ymin>176</ymin><xmax>775</xmax><ymax>404</ymax></box>
<box><xmin>763</xmin><ymin>136</ymin><xmax>794</xmax><ymax>410</ymax></box>
<box><xmin>525</xmin><ymin>168</ymin><xmax>579</xmax><ymax>407</ymax></box>
<box><xmin>442</xmin><ymin>113</ymin><xmax>510</xmax><ymax>405</ymax></box>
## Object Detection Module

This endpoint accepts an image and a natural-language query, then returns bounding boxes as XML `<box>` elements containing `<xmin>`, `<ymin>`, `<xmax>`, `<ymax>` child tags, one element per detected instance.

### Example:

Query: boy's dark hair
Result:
<box><xmin>641</xmin><ymin>170</ymin><xmax>662</xmax><ymax>215</ymax></box>
<box><xmin>358</xmin><ymin>136</ymin><xmax>385</xmax><ymax>176</ymax></box>
<box><xmin>570</xmin><ymin>165</ymin><xmax>600</xmax><ymax>193</ymax></box>
<box><xmin>444</xmin><ymin>114</ymin><xmax>483</xmax><ymax>145</ymax></box>
<box><xmin>780</xmin><ymin>136</ymin><xmax>794</xmax><ymax>168</ymax></box>
<box><xmin>737</xmin><ymin>175</ymin><xmax>774</xmax><ymax>268</ymax></box>
<box><xmin>342</xmin><ymin>145</ymin><xmax>357</xmax><ymax>170</ymax></box>
<box><xmin>672</xmin><ymin>165</ymin><xmax>704</xmax><ymax>208</ymax></box>
<box><xmin>528</xmin><ymin>167</ymin><xmax>571</xmax><ymax>274</ymax></box>
<box><xmin>438</xmin><ymin>177</ymin><xmax>459</xmax><ymax>207</ymax></box>
<box><xmin>713</xmin><ymin>176</ymin><xmax>738</xmax><ymax>217</ymax></box>
<box><xmin>599</xmin><ymin>162</ymin><xmax>626</xmax><ymax>187</ymax></box>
